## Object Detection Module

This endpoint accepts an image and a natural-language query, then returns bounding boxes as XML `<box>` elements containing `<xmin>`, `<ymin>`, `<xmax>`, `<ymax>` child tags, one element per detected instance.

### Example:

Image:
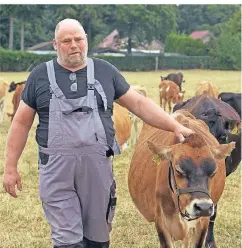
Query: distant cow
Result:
<box><xmin>160</xmin><ymin>72</ymin><xmax>185</xmax><ymax>91</ymax></box>
<box><xmin>174</xmin><ymin>93</ymin><xmax>240</xmax><ymax>144</ymax></box>
<box><xmin>113</xmin><ymin>103</ymin><xmax>132</xmax><ymax>150</ymax></box>
<box><xmin>128</xmin><ymin>110</ymin><xmax>235</xmax><ymax>247</ymax></box>
<box><xmin>195</xmin><ymin>81</ymin><xmax>219</xmax><ymax>98</ymax></box>
<box><xmin>218</xmin><ymin>92</ymin><xmax>241</xmax><ymax>117</ymax></box>
<box><xmin>0</xmin><ymin>79</ymin><xmax>8</xmax><ymax>123</ymax></box>
<box><xmin>8</xmin><ymin>84</ymin><xmax>25</xmax><ymax>121</ymax></box>
<box><xmin>159</xmin><ymin>80</ymin><xmax>185</xmax><ymax>113</ymax></box>
<box><xmin>8</xmin><ymin>80</ymin><xmax>26</xmax><ymax>93</ymax></box>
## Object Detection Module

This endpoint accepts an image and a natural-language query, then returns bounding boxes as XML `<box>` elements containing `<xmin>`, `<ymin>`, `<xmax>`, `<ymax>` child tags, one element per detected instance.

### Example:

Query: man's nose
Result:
<box><xmin>70</xmin><ymin>40</ymin><xmax>78</xmax><ymax>48</ymax></box>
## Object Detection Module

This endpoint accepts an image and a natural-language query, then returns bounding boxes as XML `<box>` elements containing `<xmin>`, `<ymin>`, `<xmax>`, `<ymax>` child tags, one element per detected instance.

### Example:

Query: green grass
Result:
<box><xmin>0</xmin><ymin>69</ymin><xmax>241</xmax><ymax>248</ymax></box>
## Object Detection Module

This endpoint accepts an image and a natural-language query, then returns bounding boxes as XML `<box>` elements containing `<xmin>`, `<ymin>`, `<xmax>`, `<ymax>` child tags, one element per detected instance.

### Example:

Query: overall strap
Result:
<box><xmin>46</xmin><ymin>60</ymin><xmax>65</xmax><ymax>99</ymax></box>
<box><xmin>87</xmin><ymin>58</ymin><xmax>107</xmax><ymax>111</ymax></box>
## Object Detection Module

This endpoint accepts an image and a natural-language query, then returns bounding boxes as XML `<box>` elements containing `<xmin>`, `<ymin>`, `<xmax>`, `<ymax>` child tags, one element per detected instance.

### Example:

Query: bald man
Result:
<box><xmin>3</xmin><ymin>19</ymin><xmax>193</xmax><ymax>248</ymax></box>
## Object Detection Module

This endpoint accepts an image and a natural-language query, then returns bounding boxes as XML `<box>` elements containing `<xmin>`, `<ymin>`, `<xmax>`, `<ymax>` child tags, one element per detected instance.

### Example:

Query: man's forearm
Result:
<box><xmin>134</xmin><ymin>97</ymin><xmax>180</xmax><ymax>132</ymax></box>
<box><xmin>4</xmin><ymin>120</ymin><xmax>30</xmax><ymax>172</ymax></box>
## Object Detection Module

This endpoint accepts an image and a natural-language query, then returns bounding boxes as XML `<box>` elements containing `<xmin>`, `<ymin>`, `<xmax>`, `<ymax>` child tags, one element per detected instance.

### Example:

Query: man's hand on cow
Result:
<box><xmin>3</xmin><ymin>169</ymin><xmax>22</xmax><ymax>198</ymax></box>
<box><xmin>174</xmin><ymin>124</ymin><xmax>194</xmax><ymax>143</ymax></box>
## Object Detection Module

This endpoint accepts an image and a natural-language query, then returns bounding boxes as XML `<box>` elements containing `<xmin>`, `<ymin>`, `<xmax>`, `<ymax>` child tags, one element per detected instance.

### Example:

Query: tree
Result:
<box><xmin>14</xmin><ymin>5</ymin><xmax>44</xmax><ymax>51</ymax></box>
<box><xmin>0</xmin><ymin>5</ymin><xmax>19</xmax><ymax>50</ymax></box>
<box><xmin>208</xmin><ymin>8</ymin><xmax>241</xmax><ymax>70</ymax></box>
<box><xmin>113</xmin><ymin>5</ymin><xmax>177</xmax><ymax>53</ymax></box>
<box><xmin>177</xmin><ymin>5</ymin><xmax>240</xmax><ymax>34</ymax></box>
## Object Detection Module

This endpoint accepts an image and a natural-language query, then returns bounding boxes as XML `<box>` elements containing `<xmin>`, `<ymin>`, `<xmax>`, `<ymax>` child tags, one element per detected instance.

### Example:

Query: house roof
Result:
<box><xmin>98</xmin><ymin>29</ymin><xmax>119</xmax><ymax>49</ymax></box>
<box><xmin>190</xmin><ymin>30</ymin><xmax>210</xmax><ymax>39</ymax></box>
<box><xmin>27</xmin><ymin>41</ymin><xmax>53</xmax><ymax>51</ymax></box>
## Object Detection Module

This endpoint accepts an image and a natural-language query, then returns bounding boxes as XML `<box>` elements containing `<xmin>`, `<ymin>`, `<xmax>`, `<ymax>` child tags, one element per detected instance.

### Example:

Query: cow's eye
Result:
<box><xmin>210</xmin><ymin>171</ymin><xmax>217</xmax><ymax>178</ymax></box>
<box><xmin>176</xmin><ymin>170</ymin><xmax>187</xmax><ymax>177</ymax></box>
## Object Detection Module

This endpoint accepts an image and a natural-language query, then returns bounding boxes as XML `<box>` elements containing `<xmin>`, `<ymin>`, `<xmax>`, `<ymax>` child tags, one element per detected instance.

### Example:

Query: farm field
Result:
<box><xmin>0</xmin><ymin>69</ymin><xmax>241</xmax><ymax>248</ymax></box>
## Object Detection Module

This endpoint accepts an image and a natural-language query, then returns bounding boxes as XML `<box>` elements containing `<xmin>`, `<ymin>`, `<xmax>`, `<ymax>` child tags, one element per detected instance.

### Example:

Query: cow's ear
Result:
<box><xmin>210</xmin><ymin>142</ymin><xmax>236</xmax><ymax>159</ymax></box>
<box><xmin>147</xmin><ymin>141</ymin><xmax>172</xmax><ymax>161</ymax></box>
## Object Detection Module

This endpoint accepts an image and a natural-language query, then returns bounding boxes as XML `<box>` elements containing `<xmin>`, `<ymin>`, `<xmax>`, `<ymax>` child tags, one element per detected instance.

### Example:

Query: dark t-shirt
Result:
<box><xmin>21</xmin><ymin>57</ymin><xmax>130</xmax><ymax>148</ymax></box>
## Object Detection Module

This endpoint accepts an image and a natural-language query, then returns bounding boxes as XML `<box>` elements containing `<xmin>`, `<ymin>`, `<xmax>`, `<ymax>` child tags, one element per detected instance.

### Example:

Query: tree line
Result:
<box><xmin>0</xmin><ymin>5</ymin><xmax>241</xmax><ymax>69</ymax></box>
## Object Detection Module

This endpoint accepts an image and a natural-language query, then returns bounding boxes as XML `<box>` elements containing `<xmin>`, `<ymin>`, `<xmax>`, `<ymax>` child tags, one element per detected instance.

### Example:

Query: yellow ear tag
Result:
<box><xmin>152</xmin><ymin>154</ymin><xmax>161</xmax><ymax>166</ymax></box>
<box><xmin>231</xmin><ymin>125</ymin><xmax>238</xmax><ymax>134</ymax></box>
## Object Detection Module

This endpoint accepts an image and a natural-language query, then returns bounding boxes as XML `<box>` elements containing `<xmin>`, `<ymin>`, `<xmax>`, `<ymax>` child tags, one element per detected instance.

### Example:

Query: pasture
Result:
<box><xmin>0</xmin><ymin>69</ymin><xmax>241</xmax><ymax>248</ymax></box>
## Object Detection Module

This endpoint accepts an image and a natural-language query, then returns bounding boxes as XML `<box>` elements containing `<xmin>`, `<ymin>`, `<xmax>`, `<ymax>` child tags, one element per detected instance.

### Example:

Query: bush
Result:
<box><xmin>165</xmin><ymin>33</ymin><xmax>207</xmax><ymax>56</ymax></box>
<box><xmin>0</xmin><ymin>49</ymin><xmax>239</xmax><ymax>72</ymax></box>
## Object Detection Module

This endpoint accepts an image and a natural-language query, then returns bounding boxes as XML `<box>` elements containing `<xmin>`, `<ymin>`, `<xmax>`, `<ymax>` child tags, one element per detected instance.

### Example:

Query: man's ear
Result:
<box><xmin>53</xmin><ymin>39</ymin><xmax>57</xmax><ymax>50</ymax></box>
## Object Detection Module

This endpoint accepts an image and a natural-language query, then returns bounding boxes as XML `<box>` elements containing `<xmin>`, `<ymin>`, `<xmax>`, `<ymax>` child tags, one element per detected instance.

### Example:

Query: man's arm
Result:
<box><xmin>3</xmin><ymin>100</ymin><xmax>36</xmax><ymax>197</ymax></box>
<box><xmin>116</xmin><ymin>88</ymin><xmax>193</xmax><ymax>141</ymax></box>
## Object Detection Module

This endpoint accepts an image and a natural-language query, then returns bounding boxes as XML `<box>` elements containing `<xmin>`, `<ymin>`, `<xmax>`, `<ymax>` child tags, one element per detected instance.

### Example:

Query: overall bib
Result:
<box><xmin>38</xmin><ymin>58</ymin><xmax>116</xmax><ymax>247</ymax></box>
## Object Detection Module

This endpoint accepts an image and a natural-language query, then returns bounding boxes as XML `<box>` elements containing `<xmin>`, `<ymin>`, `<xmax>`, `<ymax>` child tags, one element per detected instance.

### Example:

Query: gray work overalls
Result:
<box><xmin>38</xmin><ymin>58</ymin><xmax>116</xmax><ymax>247</ymax></box>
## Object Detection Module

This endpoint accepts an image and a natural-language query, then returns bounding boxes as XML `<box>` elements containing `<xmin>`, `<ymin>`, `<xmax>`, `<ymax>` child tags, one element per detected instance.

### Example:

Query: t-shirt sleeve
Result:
<box><xmin>21</xmin><ymin>71</ymin><xmax>37</xmax><ymax>110</ymax></box>
<box><xmin>112</xmin><ymin>65</ymin><xmax>130</xmax><ymax>100</ymax></box>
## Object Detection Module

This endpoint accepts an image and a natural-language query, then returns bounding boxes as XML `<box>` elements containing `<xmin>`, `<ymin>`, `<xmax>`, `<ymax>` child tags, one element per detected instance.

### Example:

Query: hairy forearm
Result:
<box><xmin>4</xmin><ymin>120</ymin><xmax>30</xmax><ymax>172</ymax></box>
<box><xmin>133</xmin><ymin>97</ymin><xmax>180</xmax><ymax>132</ymax></box>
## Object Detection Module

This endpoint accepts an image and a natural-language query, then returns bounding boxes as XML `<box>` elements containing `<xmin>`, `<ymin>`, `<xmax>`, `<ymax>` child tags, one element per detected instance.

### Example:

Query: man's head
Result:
<box><xmin>53</xmin><ymin>19</ymin><xmax>88</xmax><ymax>68</ymax></box>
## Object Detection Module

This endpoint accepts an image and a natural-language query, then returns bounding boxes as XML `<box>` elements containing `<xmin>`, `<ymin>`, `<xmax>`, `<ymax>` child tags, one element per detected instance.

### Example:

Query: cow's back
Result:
<box><xmin>195</xmin><ymin>81</ymin><xmax>219</xmax><ymax>98</ymax></box>
<box><xmin>0</xmin><ymin>80</ymin><xmax>8</xmax><ymax>99</ymax></box>
<box><xmin>113</xmin><ymin>103</ymin><xmax>132</xmax><ymax>146</ymax></box>
<box><xmin>12</xmin><ymin>84</ymin><xmax>25</xmax><ymax>116</ymax></box>
<box><xmin>128</xmin><ymin>110</ymin><xmax>226</xmax><ymax>222</ymax></box>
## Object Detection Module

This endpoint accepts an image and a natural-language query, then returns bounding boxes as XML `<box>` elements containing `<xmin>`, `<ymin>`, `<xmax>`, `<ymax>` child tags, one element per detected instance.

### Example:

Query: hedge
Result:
<box><xmin>0</xmin><ymin>49</ymin><xmax>238</xmax><ymax>72</ymax></box>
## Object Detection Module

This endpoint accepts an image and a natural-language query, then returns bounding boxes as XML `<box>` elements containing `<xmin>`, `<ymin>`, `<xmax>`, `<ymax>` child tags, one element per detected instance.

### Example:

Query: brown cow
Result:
<box><xmin>8</xmin><ymin>84</ymin><xmax>25</xmax><ymax>121</ymax></box>
<box><xmin>128</xmin><ymin>110</ymin><xmax>235</xmax><ymax>248</ymax></box>
<box><xmin>195</xmin><ymin>81</ymin><xmax>219</xmax><ymax>98</ymax></box>
<box><xmin>159</xmin><ymin>80</ymin><xmax>185</xmax><ymax>113</ymax></box>
<box><xmin>160</xmin><ymin>72</ymin><xmax>185</xmax><ymax>91</ymax></box>
<box><xmin>113</xmin><ymin>103</ymin><xmax>132</xmax><ymax>150</ymax></box>
<box><xmin>0</xmin><ymin>79</ymin><xmax>8</xmax><ymax>123</ymax></box>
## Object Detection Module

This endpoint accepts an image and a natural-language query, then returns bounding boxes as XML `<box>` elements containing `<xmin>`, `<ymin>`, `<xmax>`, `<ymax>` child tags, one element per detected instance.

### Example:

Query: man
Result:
<box><xmin>3</xmin><ymin>19</ymin><xmax>193</xmax><ymax>248</ymax></box>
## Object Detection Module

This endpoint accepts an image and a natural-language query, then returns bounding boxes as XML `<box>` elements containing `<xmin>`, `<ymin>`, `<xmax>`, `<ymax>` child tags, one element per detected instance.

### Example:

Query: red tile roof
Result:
<box><xmin>98</xmin><ymin>29</ymin><xmax>119</xmax><ymax>48</ymax></box>
<box><xmin>190</xmin><ymin>30</ymin><xmax>210</xmax><ymax>39</ymax></box>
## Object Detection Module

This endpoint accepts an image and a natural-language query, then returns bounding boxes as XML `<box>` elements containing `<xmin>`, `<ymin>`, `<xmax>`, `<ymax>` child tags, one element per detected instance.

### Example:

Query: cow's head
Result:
<box><xmin>200</xmin><ymin>108</ymin><xmax>230</xmax><ymax>144</ymax></box>
<box><xmin>148</xmin><ymin>133</ymin><xmax>235</xmax><ymax>220</ymax></box>
<box><xmin>174</xmin><ymin>90</ymin><xmax>186</xmax><ymax>103</ymax></box>
<box><xmin>160</xmin><ymin>76</ymin><xmax>168</xmax><ymax>81</ymax></box>
<box><xmin>8</xmin><ymin>81</ymin><xmax>17</xmax><ymax>92</ymax></box>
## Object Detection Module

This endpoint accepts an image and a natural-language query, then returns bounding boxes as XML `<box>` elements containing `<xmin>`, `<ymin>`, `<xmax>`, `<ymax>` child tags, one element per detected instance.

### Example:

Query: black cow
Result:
<box><xmin>160</xmin><ymin>72</ymin><xmax>185</xmax><ymax>91</ymax></box>
<box><xmin>8</xmin><ymin>81</ymin><xmax>26</xmax><ymax>93</ymax></box>
<box><xmin>173</xmin><ymin>94</ymin><xmax>240</xmax><ymax>144</ymax></box>
<box><xmin>174</xmin><ymin>93</ymin><xmax>241</xmax><ymax>248</ymax></box>
<box><xmin>218</xmin><ymin>92</ymin><xmax>241</xmax><ymax>117</ymax></box>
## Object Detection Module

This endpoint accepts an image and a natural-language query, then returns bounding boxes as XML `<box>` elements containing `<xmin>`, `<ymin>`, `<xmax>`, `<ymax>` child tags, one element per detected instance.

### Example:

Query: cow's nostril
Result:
<box><xmin>194</xmin><ymin>202</ymin><xmax>214</xmax><ymax>217</ymax></box>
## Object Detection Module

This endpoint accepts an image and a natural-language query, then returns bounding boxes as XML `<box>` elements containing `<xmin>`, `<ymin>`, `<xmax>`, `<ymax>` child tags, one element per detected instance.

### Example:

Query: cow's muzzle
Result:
<box><xmin>168</xmin><ymin>162</ymin><xmax>212</xmax><ymax>221</ymax></box>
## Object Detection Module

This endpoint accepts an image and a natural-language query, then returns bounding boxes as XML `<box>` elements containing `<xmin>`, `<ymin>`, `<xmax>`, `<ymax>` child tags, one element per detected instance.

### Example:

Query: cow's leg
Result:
<box><xmin>133</xmin><ymin>118</ymin><xmax>138</xmax><ymax>146</ymax></box>
<box><xmin>160</xmin><ymin>95</ymin><xmax>163</xmax><ymax>107</ymax></box>
<box><xmin>163</xmin><ymin>100</ymin><xmax>167</xmax><ymax>112</ymax></box>
<box><xmin>155</xmin><ymin>217</ymin><xmax>174</xmax><ymax>248</ymax></box>
<box><xmin>168</xmin><ymin>100</ymin><xmax>172</xmax><ymax>113</ymax></box>
<box><xmin>192</xmin><ymin>218</ymin><xmax>209</xmax><ymax>248</ymax></box>
<box><xmin>205</xmin><ymin>204</ymin><xmax>217</xmax><ymax>248</ymax></box>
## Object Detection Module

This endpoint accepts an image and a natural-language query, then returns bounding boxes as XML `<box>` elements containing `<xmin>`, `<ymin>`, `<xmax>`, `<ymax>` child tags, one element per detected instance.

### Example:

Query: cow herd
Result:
<box><xmin>129</xmin><ymin>72</ymin><xmax>241</xmax><ymax>248</ymax></box>
<box><xmin>0</xmin><ymin>73</ymin><xmax>241</xmax><ymax>248</ymax></box>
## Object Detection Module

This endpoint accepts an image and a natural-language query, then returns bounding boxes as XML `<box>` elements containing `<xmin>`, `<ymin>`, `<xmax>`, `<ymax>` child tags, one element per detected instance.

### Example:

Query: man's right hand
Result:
<box><xmin>3</xmin><ymin>170</ymin><xmax>22</xmax><ymax>198</ymax></box>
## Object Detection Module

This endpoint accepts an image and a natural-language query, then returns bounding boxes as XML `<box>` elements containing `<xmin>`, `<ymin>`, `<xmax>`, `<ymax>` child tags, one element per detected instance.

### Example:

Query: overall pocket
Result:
<box><xmin>106</xmin><ymin>180</ymin><xmax>117</xmax><ymax>224</ymax></box>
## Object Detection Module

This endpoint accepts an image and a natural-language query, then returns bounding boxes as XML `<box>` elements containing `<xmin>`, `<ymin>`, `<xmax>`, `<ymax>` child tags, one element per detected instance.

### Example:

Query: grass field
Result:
<box><xmin>0</xmin><ymin>69</ymin><xmax>241</xmax><ymax>248</ymax></box>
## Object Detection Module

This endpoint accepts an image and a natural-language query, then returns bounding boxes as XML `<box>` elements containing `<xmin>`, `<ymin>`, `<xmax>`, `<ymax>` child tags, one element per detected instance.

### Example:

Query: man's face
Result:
<box><xmin>54</xmin><ymin>24</ymin><xmax>88</xmax><ymax>67</ymax></box>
